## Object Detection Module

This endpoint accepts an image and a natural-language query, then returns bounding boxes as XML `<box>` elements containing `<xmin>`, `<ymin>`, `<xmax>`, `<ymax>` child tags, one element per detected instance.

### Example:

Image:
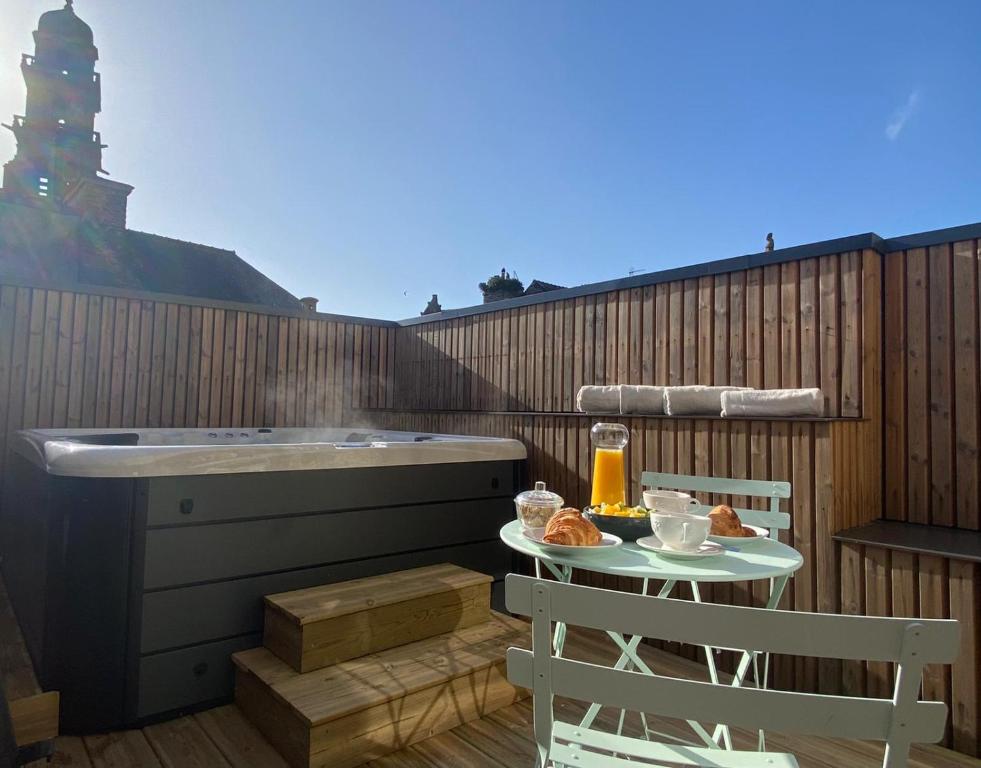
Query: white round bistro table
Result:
<box><xmin>499</xmin><ymin>519</ymin><xmax>804</xmax><ymax>751</ymax></box>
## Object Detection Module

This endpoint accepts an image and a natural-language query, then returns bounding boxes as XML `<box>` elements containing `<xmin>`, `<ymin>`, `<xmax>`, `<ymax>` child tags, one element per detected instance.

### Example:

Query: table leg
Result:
<box><xmin>690</xmin><ymin>582</ymin><xmax>734</xmax><ymax>750</ymax></box>
<box><xmin>578</xmin><ymin>580</ymin><xmax>704</xmax><ymax>738</ymax></box>
<box><xmin>536</xmin><ymin>570</ymin><xmax>718</xmax><ymax>751</ymax></box>
<box><xmin>709</xmin><ymin>574</ymin><xmax>791</xmax><ymax>747</ymax></box>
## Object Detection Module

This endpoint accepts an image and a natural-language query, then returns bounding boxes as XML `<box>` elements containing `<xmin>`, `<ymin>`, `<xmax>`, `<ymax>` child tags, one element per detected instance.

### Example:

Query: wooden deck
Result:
<box><xmin>25</xmin><ymin>628</ymin><xmax>979</xmax><ymax>768</ymax></box>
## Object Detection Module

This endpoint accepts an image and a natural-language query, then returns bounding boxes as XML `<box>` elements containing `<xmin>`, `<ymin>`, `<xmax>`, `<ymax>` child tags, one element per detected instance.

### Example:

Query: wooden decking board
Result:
<box><xmin>452</xmin><ymin>711</ymin><xmax>539</xmax><ymax>766</ymax></box>
<box><xmin>83</xmin><ymin>731</ymin><xmax>163</xmax><ymax>768</ymax></box>
<box><xmin>193</xmin><ymin>705</ymin><xmax>289</xmax><ymax>768</ymax></box>
<box><xmin>24</xmin><ymin>734</ymin><xmax>92</xmax><ymax>768</ymax></box>
<box><xmin>364</xmin><ymin>748</ymin><xmax>435</xmax><ymax>768</ymax></box>
<box><xmin>142</xmin><ymin>716</ymin><xmax>232</xmax><ymax>768</ymax></box>
<box><xmin>411</xmin><ymin>729</ymin><xmax>510</xmax><ymax>768</ymax></box>
<box><xmin>21</xmin><ymin>626</ymin><xmax>981</xmax><ymax>768</ymax></box>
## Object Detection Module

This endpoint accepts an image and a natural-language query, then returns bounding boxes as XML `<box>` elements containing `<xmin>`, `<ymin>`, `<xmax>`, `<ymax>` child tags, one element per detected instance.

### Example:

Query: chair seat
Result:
<box><xmin>550</xmin><ymin>722</ymin><xmax>799</xmax><ymax>768</ymax></box>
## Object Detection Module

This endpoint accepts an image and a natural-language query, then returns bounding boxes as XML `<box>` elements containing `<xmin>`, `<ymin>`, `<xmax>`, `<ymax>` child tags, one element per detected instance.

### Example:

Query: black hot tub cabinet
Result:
<box><xmin>0</xmin><ymin>427</ymin><xmax>526</xmax><ymax>731</ymax></box>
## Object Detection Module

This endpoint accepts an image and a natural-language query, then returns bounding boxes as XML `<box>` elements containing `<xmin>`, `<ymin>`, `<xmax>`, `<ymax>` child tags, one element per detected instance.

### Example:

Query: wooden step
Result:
<box><xmin>234</xmin><ymin>612</ymin><xmax>529</xmax><ymax>768</ymax></box>
<box><xmin>262</xmin><ymin>563</ymin><xmax>493</xmax><ymax>673</ymax></box>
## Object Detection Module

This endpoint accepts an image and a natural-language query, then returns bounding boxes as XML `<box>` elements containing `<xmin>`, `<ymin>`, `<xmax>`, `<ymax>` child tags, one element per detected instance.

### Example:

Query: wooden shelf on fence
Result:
<box><xmin>359</xmin><ymin>407</ymin><xmax>866</xmax><ymax>423</ymax></box>
<box><xmin>834</xmin><ymin>520</ymin><xmax>981</xmax><ymax>563</ymax></box>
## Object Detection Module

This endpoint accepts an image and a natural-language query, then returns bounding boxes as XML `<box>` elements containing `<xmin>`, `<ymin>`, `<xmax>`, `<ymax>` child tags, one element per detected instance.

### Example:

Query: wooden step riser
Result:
<box><xmin>236</xmin><ymin>661</ymin><xmax>526</xmax><ymax>768</ymax></box>
<box><xmin>236</xmin><ymin>668</ymin><xmax>310</xmax><ymax>768</ymax></box>
<box><xmin>265</xmin><ymin>580</ymin><xmax>491</xmax><ymax>673</ymax></box>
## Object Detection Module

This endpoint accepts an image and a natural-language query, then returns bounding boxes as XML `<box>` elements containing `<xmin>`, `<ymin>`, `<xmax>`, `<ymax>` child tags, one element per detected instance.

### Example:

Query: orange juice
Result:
<box><xmin>591</xmin><ymin>447</ymin><xmax>626</xmax><ymax>506</ymax></box>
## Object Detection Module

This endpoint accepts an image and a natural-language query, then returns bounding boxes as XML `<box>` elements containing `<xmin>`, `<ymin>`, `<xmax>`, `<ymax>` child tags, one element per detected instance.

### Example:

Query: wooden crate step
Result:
<box><xmin>262</xmin><ymin>563</ymin><xmax>493</xmax><ymax>673</ymax></box>
<box><xmin>234</xmin><ymin>611</ymin><xmax>529</xmax><ymax>768</ymax></box>
<box><xmin>0</xmin><ymin>577</ymin><xmax>59</xmax><ymax>752</ymax></box>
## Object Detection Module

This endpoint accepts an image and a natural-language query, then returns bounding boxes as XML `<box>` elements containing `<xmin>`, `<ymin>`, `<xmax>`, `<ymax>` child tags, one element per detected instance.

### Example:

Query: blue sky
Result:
<box><xmin>2</xmin><ymin>1</ymin><xmax>980</xmax><ymax>319</ymax></box>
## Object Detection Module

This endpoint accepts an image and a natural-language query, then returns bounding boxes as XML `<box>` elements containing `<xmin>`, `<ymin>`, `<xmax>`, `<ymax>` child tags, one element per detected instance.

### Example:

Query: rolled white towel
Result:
<box><xmin>619</xmin><ymin>385</ymin><xmax>665</xmax><ymax>415</ymax></box>
<box><xmin>721</xmin><ymin>388</ymin><xmax>824</xmax><ymax>418</ymax></box>
<box><xmin>576</xmin><ymin>385</ymin><xmax>621</xmax><ymax>413</ymax></box>
<box><xmin>663</xmin><ymin>386</ymin><xmax>752</xmax><ymax>416</ymax></box>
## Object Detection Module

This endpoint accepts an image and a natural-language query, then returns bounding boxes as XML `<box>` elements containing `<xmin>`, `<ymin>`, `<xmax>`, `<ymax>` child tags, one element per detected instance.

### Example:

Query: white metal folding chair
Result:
<box><xmin>642</xmin><ymin>471</ymin><xmax>792</xmax><ymax>540</ymax></box>
<box><xmin>642</xmin><ymin>471</ymin><xmax>792</xmax><ymax>749</ymax></box>
<box><xmin>506</xmin><ymin>574</ymin><xmax>959</xmax><ymax>768</ymax></box>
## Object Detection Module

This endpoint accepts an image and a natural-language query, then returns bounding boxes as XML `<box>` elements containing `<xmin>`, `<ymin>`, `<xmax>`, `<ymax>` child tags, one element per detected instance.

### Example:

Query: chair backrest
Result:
<box><xmin>643</xmin><ymin>470</ymin><xmax>791</xmax><ymax>535</ymax></box>
<box><xmin>506</xmin><ymin>575</ymin><xmax>959</xmax><ymax>768</ymax></box>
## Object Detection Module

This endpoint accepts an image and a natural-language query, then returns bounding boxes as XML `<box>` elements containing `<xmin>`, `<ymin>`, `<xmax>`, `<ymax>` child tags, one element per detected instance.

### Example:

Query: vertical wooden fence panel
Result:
<box><xmin>884</xmin><ymin>238</ymin><xmax>981</xmax><ymax>530</ymax></box>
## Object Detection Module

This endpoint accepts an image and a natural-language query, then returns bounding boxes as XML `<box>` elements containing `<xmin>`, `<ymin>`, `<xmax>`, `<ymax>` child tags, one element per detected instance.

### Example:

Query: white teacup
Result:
<box><xmin>643</xmin><ymin>489</ymin><xmax>700</xmax><ymax>515</ymax></box>
<box><xmin>650</xmin><ymin>511</ymin><xmax>711</xmax><ymax>552</ymax></box>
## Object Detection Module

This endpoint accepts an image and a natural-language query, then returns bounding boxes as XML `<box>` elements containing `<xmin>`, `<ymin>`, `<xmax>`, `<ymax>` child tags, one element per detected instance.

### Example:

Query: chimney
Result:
<box><xmin>421</xmin><ymin>294</ymin><xmax>442</xmax><ymax>315</ymax></box>
<box><xmin>300</xmin><ymin>296</ymin><xmax>319</xmax><ymax>312</ymax></box>
<box><xmin>63</xmin><ymin>176</ymin><xmax>134</xmax><ymax>228</ymax></box>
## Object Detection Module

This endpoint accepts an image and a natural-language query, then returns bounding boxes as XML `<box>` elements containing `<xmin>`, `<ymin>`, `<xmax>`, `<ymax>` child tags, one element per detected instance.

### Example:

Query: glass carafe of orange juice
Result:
<box><xmin>590</xmin><ymin>422</ymin><xmax>629</xmax><ymax>507</ymax></box>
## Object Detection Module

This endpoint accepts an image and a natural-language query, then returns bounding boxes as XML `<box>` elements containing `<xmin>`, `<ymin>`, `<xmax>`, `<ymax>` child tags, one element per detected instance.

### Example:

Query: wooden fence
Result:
<box><xmin>394</xmin><ymin>250</ymin><xmax>871</xmax><ymax>417</ymax></box>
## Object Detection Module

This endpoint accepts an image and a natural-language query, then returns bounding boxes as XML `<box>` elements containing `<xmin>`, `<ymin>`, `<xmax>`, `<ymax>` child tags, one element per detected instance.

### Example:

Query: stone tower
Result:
<box><xmin>2</xmin><ymin>1</ymin><xmax>133</xmax><ymax>227</ymax></box>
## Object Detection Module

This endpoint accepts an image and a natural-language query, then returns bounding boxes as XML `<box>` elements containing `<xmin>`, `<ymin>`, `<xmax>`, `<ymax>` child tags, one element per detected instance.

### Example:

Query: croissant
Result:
<box><xmin>708</xmin><ymin>504</ymin><xmax>743</xmax><ymax>536</ymax></box>
<box><xmin>543</xmin><ymin>508</ymin><xmax>602</xmax><ymax>546</ymax></box>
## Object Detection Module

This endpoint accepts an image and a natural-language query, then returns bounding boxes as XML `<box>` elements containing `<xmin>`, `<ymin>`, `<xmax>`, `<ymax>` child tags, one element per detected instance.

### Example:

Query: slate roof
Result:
<box><xmin>0</xmin><ymin>200</ymin><xmax>302</xmax><ymax>310</ymax></box>
<box><xmin>524</xmin><ymin>279</ymin><xmax>565</xmax><ymax>295</ymax></box>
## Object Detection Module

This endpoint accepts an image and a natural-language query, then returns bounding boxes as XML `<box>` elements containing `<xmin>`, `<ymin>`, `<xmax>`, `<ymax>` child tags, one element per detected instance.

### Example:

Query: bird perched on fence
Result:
<box><xmin>765</xmin><ymin>233</ymin><xmax>774</xmax><ymax>252</ymax></box>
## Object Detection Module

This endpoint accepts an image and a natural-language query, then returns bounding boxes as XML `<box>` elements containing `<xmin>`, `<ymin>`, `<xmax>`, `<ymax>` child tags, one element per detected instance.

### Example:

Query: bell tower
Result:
<box><xmin>2</xmin><ymin>1</ymin><xmax>132</xmax><ymax>226</ymax></box>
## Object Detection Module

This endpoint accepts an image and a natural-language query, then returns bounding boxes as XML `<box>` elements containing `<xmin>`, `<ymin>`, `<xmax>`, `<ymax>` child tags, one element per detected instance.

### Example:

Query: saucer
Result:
<box><xmin>522</xmin><ymin>529</ymin><xmax>623</xmax><ymax>555</ymax></box>
<box><xmin>708</xmin><ymin>524</ymin><xmax>769</xmax><ymax>545</ymax></box>
<box><xmin>636</xmin><ymin>536</ymin><xmax>725</xmax><ymax>559</ymax></box>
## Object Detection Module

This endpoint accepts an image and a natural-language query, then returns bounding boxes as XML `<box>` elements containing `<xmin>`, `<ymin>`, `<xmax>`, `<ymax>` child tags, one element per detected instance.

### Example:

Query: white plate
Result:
<box><xmin>636</xmin><ymin>536</ymin><xmax>725</xmax><ymax>559</ymax></box>
<box><xmin>707</xmin><ymin>524</ymin><xmax>769</xmax><ymax>545</ymax></box>
<box><xmin>522</xmin><ymin>529</ymin><xmax>622</xmax><ymax>554</ymax></box>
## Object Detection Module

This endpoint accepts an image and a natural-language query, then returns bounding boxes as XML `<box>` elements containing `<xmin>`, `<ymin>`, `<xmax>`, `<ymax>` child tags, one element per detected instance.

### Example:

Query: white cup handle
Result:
<box><xmin>687</xmin><ymin>498</ymin><xmax>699</xmax><ymax>510</ymax></box>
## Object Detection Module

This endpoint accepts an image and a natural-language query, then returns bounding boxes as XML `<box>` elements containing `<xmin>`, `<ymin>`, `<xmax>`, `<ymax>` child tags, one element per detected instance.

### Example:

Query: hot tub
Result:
<box><xmin>1</xmin><ymin>427</ymin><xmax>526</xmax><ymax>731</ymax></box>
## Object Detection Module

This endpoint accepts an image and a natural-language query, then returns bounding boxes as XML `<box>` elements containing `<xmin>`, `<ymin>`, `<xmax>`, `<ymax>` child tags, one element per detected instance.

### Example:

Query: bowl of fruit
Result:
<box><xmin>583</xmin><ymin>502</ymin><xmax>651</xmax><ymax>542</ymax></box>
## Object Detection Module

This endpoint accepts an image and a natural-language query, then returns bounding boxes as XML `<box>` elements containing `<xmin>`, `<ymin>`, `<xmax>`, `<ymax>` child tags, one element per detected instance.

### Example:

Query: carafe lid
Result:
<box><xmin>590</xmin><ymin>422</ymin><xmax>629</xmax><ymax>449</ymax></box>
<box><xmin>515</xmin><ymin>481</ymin><xmax>564</xmax><ymax>509</ymax></box>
